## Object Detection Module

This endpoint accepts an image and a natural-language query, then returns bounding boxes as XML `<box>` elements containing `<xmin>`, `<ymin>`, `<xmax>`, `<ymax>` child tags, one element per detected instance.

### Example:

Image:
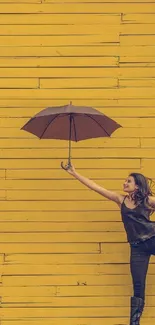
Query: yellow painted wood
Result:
<box><xmin>0</xmin><ymin>231</ymin><xmax>127</xmax><ymax>242</ymax></box>
<box><xmin>0</xmin><ymin>14</ymin><xmax>121</xmax><ymax>25</ymax></box>
<box><xmin>2</xmin><ymin>264</ymin><xmax>133</xmax><ymax>275</ymax></box>
<box><xmin>0</xmin><ymin>25</ymin><xmax>119</xmax><ymax>35</ymax></box>
<box><xmin>0</xmin><ymin>1</ymin><xmax>155</xmax><ymax>323</ymax></box>
<box><xmin>0</xmin><ymin>148</ymin><xmax>155</xmax><ymax>159</ymax></box>
<box><xmin>0</xmin><ymin>67</ymin><xmax>119</xmax><ymax>78</ymax></box>
<box><xmin>1</xmin><ymin>88</ymin><xmax>155</xmax><ymax>99</ymax></box>
<box><xmin>0</xmin><ymin>138</ymin><xmax>140</xmax><ymax>148</ymax></box>
<box><xmin>0</xmin><ymin>158</ymin><xmax>139</xmax><ymax>169</ymax></box>
<box><xmin>0</xmin><ymin>285</ymin><xmax>132</xmax><ymax>296</ymax></box>
<box><xmin>1</xmin><ymin>296</ymin><xmax>134</xmax><ymax>307</ymax></box>
<box><xmin>0</xmin><ymin>210</ymin><xmax>123</xmax><ymax>221</ymax></box>
<box><xmin>0</xmin><ymin>3</ymin><xmax>154</xmax><ymax>14</ymax></box>
<box><xmin>0</xmin><ymin>243</ymin><xmax>99</xmax><ymax>254</ymax></box>
<box><xmin>0</xmin><ymin>46</ymin><xmax>120</xmax><ymax>57</ymax></box>
<box><xmin>1</xmin><ymin>45</ymin><xmax>155</xmax><ymax>57</ymax></box>
<box><xmin>0</xmin><ymin>221</ymin><xmax>124</xmax><ymax>232</ymax></box>
<box><xmin>0</xmin><ymin>319</ymin><xmax>132</xmax><ymax>325</ymax></box>
<box><xmin>0</xmin><ymin>107</ymin><xmax>154</xmax><ymax>118</ymax></box>
<box><xmin>120</xmin><ymin>35</ymin><xmax>155</xmax><ymax>45</ymax></box>
<box><xmin>122</xmin><ymin>13</ymin><xmax>155</xmax><ymax>23</ymax></box>
<box><xmin>4</xmin><ymin>252</ymin><xmax>129</xmax><ymax>264</ymax></box>
<box><xmin>119</xmin><ymin>79</ymin><xmax>155</xmax><ymax>87</ymax></box>
<box><xmin>0</xmin><ymin>78</ymin><xmax>38</xmax><ymax>88</ymax></box>
<box><xmin>1</xmin><ymin>98</ymin><xmax>155</xmax><ymax>107</ymax></box>
<box><xmin>5</xmin><ymin>168</ymin><xmax>138</xmax><ymax>181</ymax></box>
<box><xmin>0</xmin><ymin>57</ymin><xmax>118</xmax><ymax>67</ymax></box>
<box><xmin>40</xmin><ymin>78</ymin><xmax>118</xmax><ymax>89</ymax></box>
<box><xmin>0</xmin><ymin>35</ymin><xmax>119</xmax><ymax>46</ymax></box>
<box><xmin>45</xmin><ymin>0</ymin><xmax>153</xmax><ymax>2</ymax></box>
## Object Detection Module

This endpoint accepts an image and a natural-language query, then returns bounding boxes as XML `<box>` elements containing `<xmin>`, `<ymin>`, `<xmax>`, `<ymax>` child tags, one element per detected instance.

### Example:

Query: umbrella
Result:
<box><xmin>21</xmin><ymin>102</ymin><xmax>122</xmax><ymax>169</ymax></box>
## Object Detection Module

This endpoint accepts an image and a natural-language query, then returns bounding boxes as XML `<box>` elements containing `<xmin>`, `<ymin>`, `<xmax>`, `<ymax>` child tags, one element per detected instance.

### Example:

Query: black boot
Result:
<box><xmin>130</xmin><ymin>296</ymin><xmax>145</xmax><ymax>325</ymax></box>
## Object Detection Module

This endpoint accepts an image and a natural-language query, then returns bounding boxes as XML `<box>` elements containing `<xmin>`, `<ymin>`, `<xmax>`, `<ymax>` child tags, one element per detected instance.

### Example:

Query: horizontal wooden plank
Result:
<box><xmin>45</xmin><ymin>0</ymin><xmax>155</xmax><ymax>2</ymax></box>
<box><xmin>0</xmin><ymin>138</ymin><xmax>140</xmax><ymax>149</ymax></box>
<box><xmin>0</xmin><ymin>25</ymin><xmax>119</xmax><ymax>35</ymax></box>
<box><xmin>1</xmin><ymin>88</ymin><xmax>155</xmax><ymax>98</ymax></box>
<box><xmin>119</xmin><ymin>78</ymin><xmax>155</xmax><ymax>87</ymax></box>
<box><xmin>120</xmin><ymin>35</ymin><xmax>155</xmax><ymax>46</ymax></box>
<box><xmin>141</xmin><ymin>138</ymin><xmax>155</xmax><ymax>148</ymax></box>
<box><xmin>0</xmin><ymin>57</ymin><xmax>118</xmax><ymax>67</ymax></box>
<box><xmin>120</xmin><ymin>57</ymin><xmax>155</xmax><ymax>64</ymax></box>
<box><xmin>0</xmin><ymin>306</ymin><xmax>135</xmax><ymax>317</ymax></box>
<box><xmin>120</xmin><ymin>46</ymin><xmax>155</xmax><ymax>56</ymax></box>
<box><xmin>0</xmin><ymin>35</ymin><xmax>119</xmax><ymax>46</ymax></box>
<box><xmin>0</xmin><ymin>107</ymin><xmax>154</xmax><ymax>118</ymax></box>
<box><xmin>1</xmin><ymin>98</ymin><xmax>155</xmax><ymax>108</ymax></box>
<box><xmin>0</xmin><ymin>211</ymin><xmax>130</xmax><ymax>222</ymax></box>
<box><xmin>0</xmin><ymin>231</ymin><xmax>127</xmax><ymax>242</ymax></box>
<box><xmin>122</xmin><ymin>13</ymin><xmax>155</xmax><ymax>23</ymax></box>
<box><xmin>0</xmin><ymin>200</ymin><xmax>123</xmax><ymax>211</ymax></box>
<box><xmin>0</xmin><ymin>46</ymin><xmax>119</xmax><ymax>57</ymax></box>
<box><xmin>5</xmin><ymin>253</ymin><xmax>129</xmax><ymax>264</ymax></box>
<box><xmin>0</xmin><ymin>158</ymin><xmax>139</xmax><ymax>169</ymax></box>
<box><xmin>0</xmin><ymin>0</ymin><xmax>41</xmax><ymax>2</ymax></box>
<box><xmin>0</xmin><ymin>171</ymin><xmax>6</xmax><ymax>178</ymax></box>
<box><xmin>0</xmin><ymin>319</ymin><xmax>134</xmax><ymax>325</ymax></box>
<box><xmin>0</xmin><ymin>221</ymin><xmax>124</xmax><ymax>232</ymax></box>
<box><xmin>121</xmin><ymin>24</ymin><xmax>155</xmax><ymax>34</ymax></box>
<box><xmin>0</xmin><ymin>78</ymin><xmax>38</xmax><ymax>88</ymax></box>
<box><xmin>0</xmin><ymin>284</ymin><xmax>133</xmax><ymax>296</ymax></box>
<box><xmin>1</xmin><ymin>264</ymin><xmax>134</xmax><ymax>275</ymax></box>
<box><xmin>0</xmin><ymin>242</ymin><xmax>129</xmax><ymax>254</ymax></box>
<box><xmin>0</xmin><ymin>3</ymin><xmax>155</xmax><ymax>14</ymax></box>
<box><xmin>1</xmin><ymin>45</ymin><xmax>155</xmax><ymax>57</ymax></box>
<box><xmin>0</xmin><ymin>148</ymin><xmax>155</xmax><ymax>159</ymax></box>
<box><xmin>0</xmin><ymin>67</ymin><xmax>119</xmax><ymax>78</ymax></box>
<box><xmin>5</xmin><ymin>168</ymin><xmax>138</xmax><ymax>181</ymax></box>
<box><xmin>0</xmin><ymin>243</ymin><xmax>100</xmax><ymax>253</ymax></box>
<box><xmin>56</xmin><ymin>284</ymin><xmax>155</xmax><ymax>297</ymax></box>
<box><xmin>40</xmin><ymin>78</ymin><xmax>118</xmax><ymax>89</ymax></box>
<box><xmin>120</xmin><ymin>68</ymin><xmax>155</xmax><ymax>78</ymax></box>
<box><xmin>0</xmin><ymin>14</ymin><xmax>121</xmax><ymax>25</ymax></box>
<box><xmin>0</xmin><ymin>275</ymin><xmax>134</xmax><ymax>287</ymax></box>
<box><xmin>1</xmin><ymin>296</ymin><xmax>138</xmax><ymax>307</ymax></box>
<box><xmin>2</xmin><ymin>24</ymin><xmax>155</xmax><ymax>36</ymax></box>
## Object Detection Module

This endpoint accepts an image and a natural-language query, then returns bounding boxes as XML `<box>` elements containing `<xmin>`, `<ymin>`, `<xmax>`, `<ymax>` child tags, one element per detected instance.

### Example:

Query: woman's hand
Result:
<box><xmin>61</xmin><ymin>161</ymin><xmax>76</xmax><ymax>176</ymax></box>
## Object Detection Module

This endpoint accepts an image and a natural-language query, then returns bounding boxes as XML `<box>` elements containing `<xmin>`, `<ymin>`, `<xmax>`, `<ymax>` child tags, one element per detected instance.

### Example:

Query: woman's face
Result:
<box><xmin>123</xmin><ymin>176</ymin><xmax>139</xmax><ymax>193</ymax></box>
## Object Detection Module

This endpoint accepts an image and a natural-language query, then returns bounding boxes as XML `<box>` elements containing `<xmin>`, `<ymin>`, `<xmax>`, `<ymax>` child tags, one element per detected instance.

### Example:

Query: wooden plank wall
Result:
<box><xmin>0</xmin><ymin>0</ymin><xmax>155</xmax><ymax>324</ymax></box>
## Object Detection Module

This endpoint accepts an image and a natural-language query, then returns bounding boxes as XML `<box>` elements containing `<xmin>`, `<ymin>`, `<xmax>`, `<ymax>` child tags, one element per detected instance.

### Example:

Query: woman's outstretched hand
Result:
<box><xmin>61</xmin><ymin>161</ymin><xmax>76</xmax><ymax>176</ymax></box>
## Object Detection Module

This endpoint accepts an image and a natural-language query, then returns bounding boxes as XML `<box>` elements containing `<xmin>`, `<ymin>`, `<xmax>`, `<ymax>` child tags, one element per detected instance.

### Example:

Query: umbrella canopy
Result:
<box><xmin>21</xmin><ymin>102</ymin><xmax>122</xmax><ymax>168</ymax></box>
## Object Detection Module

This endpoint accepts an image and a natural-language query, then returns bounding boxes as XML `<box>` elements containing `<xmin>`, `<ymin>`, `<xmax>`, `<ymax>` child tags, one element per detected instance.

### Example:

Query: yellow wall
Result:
<box><xmin>0</xmin><ymin>1</ymin><xmax>155</xmax><ymax>324</ymax></box>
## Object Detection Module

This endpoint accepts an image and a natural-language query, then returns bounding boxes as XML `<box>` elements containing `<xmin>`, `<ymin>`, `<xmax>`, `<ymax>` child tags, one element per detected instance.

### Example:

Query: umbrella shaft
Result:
<box><xmin>68</xmin><ymin>114</ymin><xmax>73</xmax><ymax>165</ymax></box>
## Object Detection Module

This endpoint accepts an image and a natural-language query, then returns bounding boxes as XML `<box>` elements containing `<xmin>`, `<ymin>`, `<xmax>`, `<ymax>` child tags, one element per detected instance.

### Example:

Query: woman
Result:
<box><xmin>61</xmin><ymin>163</ymin><xmax>155</xmax><ymax>325</ymax></box>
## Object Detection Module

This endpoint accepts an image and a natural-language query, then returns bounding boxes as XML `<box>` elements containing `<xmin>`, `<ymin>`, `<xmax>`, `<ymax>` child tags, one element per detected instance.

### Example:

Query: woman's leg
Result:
<box><xmin>130</xmin><ymin>243</ymin><xmax>150</xmax><ymax>299</ymax></box>
<box><xmin>129</xmin><ymin>243</ymin><xmax>151</xmax><ymax>324</ymax></box>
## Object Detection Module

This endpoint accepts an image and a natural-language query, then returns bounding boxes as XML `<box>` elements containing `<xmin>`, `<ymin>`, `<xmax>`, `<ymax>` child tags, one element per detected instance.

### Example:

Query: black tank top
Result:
<box><xmin>121</xmin><ymin>195</ymin><xmax>155</xmax><ymax>244</ymax></box>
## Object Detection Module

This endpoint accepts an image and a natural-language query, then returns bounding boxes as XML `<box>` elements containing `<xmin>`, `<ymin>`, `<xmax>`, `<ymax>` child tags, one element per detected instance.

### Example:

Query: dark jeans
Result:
<box><xmin>130</xmin><ymin>235</ymin><xmax>155</xmax><ymax>300</ymax></box>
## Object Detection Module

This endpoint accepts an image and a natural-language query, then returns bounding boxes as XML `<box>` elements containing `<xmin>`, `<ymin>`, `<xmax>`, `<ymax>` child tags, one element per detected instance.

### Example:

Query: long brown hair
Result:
<box><xmin>129</xmin><ymin>173</ymin><xmax>155</xmax><ymax>215</ymax></box>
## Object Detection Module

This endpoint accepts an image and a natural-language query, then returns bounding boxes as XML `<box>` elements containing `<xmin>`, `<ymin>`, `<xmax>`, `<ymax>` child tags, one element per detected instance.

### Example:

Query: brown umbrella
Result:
<box><xmin>21</xmin><ymin>102</ymin><xmax>122</xmax><ymax>169</ymax></box>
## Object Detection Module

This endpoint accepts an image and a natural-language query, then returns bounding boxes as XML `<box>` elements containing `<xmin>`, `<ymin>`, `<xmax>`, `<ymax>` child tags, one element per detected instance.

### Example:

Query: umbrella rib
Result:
<box><xmin>73</xmin><ymin>115</ymin><xmax>77</xmax><ymax>142</ymax></box>
<box><xmin>85</xmin><ymin>114</ymin><xmax>110</xmax><ymax>136</ymax></box>
<box><xmin>39</xmin><ymin>114</ymin><xmax>59</xmax><ymax>139</ymax></box>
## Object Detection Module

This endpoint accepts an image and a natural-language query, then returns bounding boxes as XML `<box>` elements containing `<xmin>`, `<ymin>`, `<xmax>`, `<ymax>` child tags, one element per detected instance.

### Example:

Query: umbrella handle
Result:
<box><xmin>61</xmin><ymin>161</ymin><xmax>72</xmax><ymax>171</ymax></box>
